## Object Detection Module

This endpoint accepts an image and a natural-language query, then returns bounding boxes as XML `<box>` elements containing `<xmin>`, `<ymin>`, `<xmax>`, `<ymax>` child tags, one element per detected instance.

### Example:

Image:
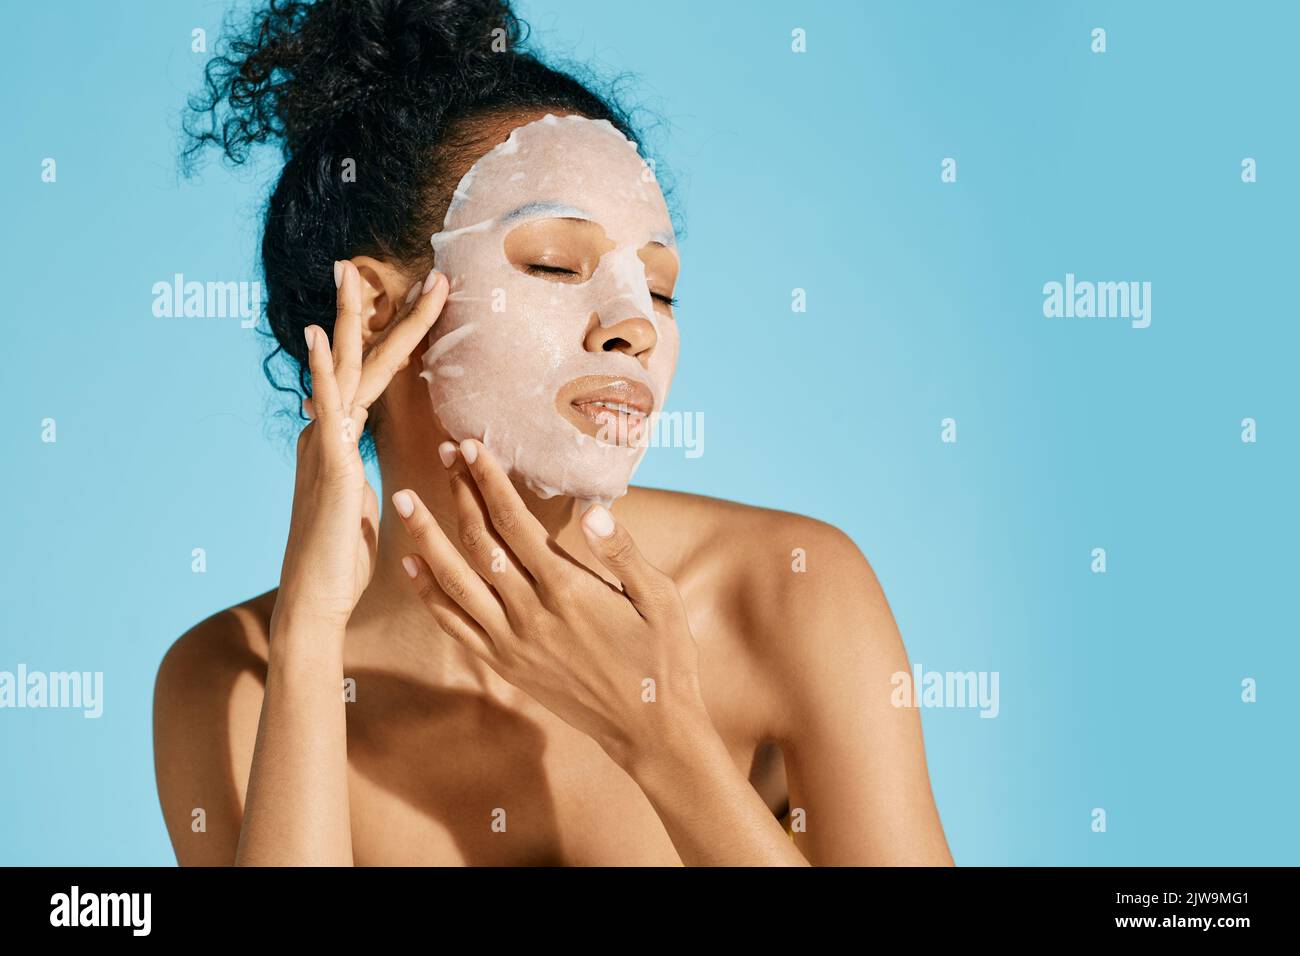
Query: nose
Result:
<box><xmin>584</xmin><ymin>313</ymin><xmax>658</xmax><ymax>367</ymax></box>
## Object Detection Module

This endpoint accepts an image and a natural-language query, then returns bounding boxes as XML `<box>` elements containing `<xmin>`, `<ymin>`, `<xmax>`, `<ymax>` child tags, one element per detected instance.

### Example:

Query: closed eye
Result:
<box><xmin>529</xmin><ymin>264</ymin><xmax>677</xmax><ymax>309</ymax></box>
<box><xmin>526</xmin><ymin>263</ymin><xmax>580</xmax><ymax>279</ymax></box>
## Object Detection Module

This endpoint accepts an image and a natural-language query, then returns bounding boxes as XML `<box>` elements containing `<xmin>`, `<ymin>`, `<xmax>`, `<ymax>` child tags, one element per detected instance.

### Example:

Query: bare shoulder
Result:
<box><xmin>155</xmin><ymin>592</ymin><xmax>275</xmax><ymax>704</ymax></box>
<box><xmin>622</xmin><ymin>488</ymin><xmax>904</xmax><ymax>735</ymax></box>
<box><xmin>152</xmin><ymin>591</ymin><xmax>276</xmax><ymax>865</ymax></box>
<box><xmin>623</xmin><ymin>485</ymin><xmax>889</xmax><ymax>622</ymax></box>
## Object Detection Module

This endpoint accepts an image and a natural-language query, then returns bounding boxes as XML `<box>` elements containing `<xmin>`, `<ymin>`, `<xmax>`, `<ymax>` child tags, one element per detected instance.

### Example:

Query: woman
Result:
<box><xmin>153</xmin><ymin>0</ymin><xmax>953</xmax><ymax>866</ymax></box>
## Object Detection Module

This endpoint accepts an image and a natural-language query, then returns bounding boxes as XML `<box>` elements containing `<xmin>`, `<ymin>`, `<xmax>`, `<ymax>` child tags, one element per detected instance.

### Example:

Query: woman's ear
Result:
<box><xmin>349</xmin><ymin>255</ymin><xmax>418</xmax><ymax>350</ymax></box>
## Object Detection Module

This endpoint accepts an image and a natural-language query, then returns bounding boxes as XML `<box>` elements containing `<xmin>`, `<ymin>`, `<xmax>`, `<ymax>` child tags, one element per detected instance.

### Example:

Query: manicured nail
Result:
<box><xmin>333</xmin><ymin>261</ymin><xmax>344</xmax><ymax>288</ymax></box>
<box><xmin>404</xmin><ymin>281</ymin><xmax>420</xmax><ymax>305</ymax></box>
<box><xmin>401</xmin><ymin>555</ymin><xmax>419</xmax><ymax>579</ymax></box>
<box><xmin>583</xmin><ymin>504</ymin><xmax>615</xmax><ymax>538</ymax></box>
<box><xmin>301</xmin><ymin>398</ymin><xmax>315</xmax><ymax>421</ymax></box>
<box><xmin>304</xmin><ymin>326</ymin><xmax>315</xmax><ymax>351</ymax></box>
<box><xmin>459</xmin><ymin>439</ymin><xmax>478</xmax><ymax>464</ymax></box>
<box><xmin>422</xmin><ymin>268</ymin><xmax>441</xmax><ymax>295</ymax></box>
<box><xmin>438</xmin><ymin>441</ymin><xmax>458</xmax><ymax>468</ymax></box>
<box><xmin>391</xmin><ymin>490</ymin><xmax>415</xmax><ymax>518</ymax></box>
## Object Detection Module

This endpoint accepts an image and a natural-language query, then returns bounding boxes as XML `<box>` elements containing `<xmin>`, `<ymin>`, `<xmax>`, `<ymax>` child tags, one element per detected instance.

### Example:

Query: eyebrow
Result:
<box><xmin>499</xmin><ymin>200</ymin><xmax>677</xmax><ymax>249</ymax></box>
<box><xmin>500</xmin><ymin>201</ymin><xmax>592</xmax><ymax>222</ymax></box>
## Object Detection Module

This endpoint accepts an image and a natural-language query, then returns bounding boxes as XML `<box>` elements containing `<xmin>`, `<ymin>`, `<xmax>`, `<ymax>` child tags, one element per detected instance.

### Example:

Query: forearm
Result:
<box><xmin>235</xmin><ymin>618</ymin><xmax>353</xmax><ymax>866</ymax></box>
<box><xmin>627</xmin><ymin>721</ymin><xmax>809</xmax><ymax>867</ymax></box>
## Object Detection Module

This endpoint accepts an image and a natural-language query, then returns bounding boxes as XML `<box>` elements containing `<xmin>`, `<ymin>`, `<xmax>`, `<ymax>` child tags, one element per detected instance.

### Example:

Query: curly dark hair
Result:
<box><xmin>183</xmin><ymin>0</ymin><xmax>658</xmax><ymax>454</ymax></box>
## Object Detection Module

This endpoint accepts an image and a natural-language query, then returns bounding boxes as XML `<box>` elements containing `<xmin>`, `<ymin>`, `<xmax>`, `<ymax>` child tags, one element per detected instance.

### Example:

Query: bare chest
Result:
<box><xmin>335</xmin><ymin>563</ymin><xmax>783</xmax><ymax>866</ymax></box>
<box><xmin>341</xmin><ymin>693</ymin><xmax>765</xmax><ymax>866</ymax></box>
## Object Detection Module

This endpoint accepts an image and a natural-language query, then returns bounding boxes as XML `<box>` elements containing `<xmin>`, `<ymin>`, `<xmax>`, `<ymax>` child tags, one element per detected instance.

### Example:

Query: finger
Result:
<box><xmin>401</xmin><ymin>553</ymin><xmax>497</xmax><ymax>660</ymax></box>
<box><xmin>390</xmin><ymin>488</ymin><xmax>510</xmax><ymax>637</ymax></box>
<box><xmin>361</xmin><ymin>483</ymin><xmax>380</xmax><ymax>559</ymax></box>
<box><xmin>440</xmin><ymin>441</ymin><xmax>536</xmax><ymax>604</ymax></box>
<box><xmin>339</xmin><ymin>404</ymin><xmax>368</xmax><ymax>447</ymax></box>
<box><xmin>453</xmin><ymin>438</ymin><xmax>558</xmax><ymax>580</ymax></box>
<box><xmin>580</xmin><ymin>504</ymin><xmax>679</xmax><ymax>620</ymax></box>
<box><xmin>304</xmin><ymin>324</ymin><xmax>342</xmax><ymax>425</ymax></box>
<box><xmin>354</xmin><ymin>268</ymin><xmax>448</xmax><ymax>409</ymax></box>
<box><xmin>332</xmin><ymin>260</ymin><xmax>365</xmax><ymax>406</ymax></box>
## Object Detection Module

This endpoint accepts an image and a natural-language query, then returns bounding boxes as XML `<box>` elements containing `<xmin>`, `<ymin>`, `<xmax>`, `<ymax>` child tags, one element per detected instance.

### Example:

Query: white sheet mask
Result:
<box><xmin>420</xmin><ymin>114</ymin><xmax>679</xmax><ymax>508</ymax></box>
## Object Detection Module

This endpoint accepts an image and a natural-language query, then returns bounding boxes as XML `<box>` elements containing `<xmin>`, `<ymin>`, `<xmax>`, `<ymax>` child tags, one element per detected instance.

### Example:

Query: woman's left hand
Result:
<box><xmin>390</xmin><ymin>439</ymin><xmax>711</xmax><ymax>769</ymax></box>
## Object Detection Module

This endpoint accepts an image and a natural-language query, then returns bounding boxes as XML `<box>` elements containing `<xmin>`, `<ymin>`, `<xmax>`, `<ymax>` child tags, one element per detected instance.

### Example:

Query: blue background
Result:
<box><xmin>1</xmin><ymin>0</ymin><xmax>1295</xmax><ymax>865</ymax></box>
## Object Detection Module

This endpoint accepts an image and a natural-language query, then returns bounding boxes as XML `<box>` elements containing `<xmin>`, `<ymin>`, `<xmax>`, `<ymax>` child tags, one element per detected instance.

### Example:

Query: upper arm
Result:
<box><xmin>152</xmin><ymin>609</ymin><xmax>267</xmax><ymax>866</ymax></box>
<box><xmin>757</xmin><ymin>519</ymin><xmax>953</xmax><ymax>865</ymax></box>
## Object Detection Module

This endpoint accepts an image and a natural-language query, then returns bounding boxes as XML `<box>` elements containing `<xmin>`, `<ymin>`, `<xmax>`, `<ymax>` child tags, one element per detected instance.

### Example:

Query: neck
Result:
<box><xmin>348</xmin><ymin>424</ymin><xmax>592</xmax><ymax>682</ymax></box>
<box><xmin>376</xmin><ymin>433</ymin><xmax>585</xmax><ymax>548</ymax></box>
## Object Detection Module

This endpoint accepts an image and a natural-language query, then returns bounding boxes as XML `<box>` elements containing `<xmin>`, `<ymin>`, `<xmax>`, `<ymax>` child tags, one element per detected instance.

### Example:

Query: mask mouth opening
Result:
<box><xmin>555</xmin><ymin>375</ymin><xmax>655</xmax><ymax>447</ymax></box>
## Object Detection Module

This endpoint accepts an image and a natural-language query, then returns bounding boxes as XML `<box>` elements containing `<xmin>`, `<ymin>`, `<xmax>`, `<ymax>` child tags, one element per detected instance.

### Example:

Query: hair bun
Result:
<box><xmin>187</xmin><ymin>0</ymin><xmax>520</xmax><ymax>164</ymax></box>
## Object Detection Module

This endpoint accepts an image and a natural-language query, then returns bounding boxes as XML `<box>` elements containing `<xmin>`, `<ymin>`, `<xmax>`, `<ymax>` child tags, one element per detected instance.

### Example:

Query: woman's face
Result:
<box><xmin>422</xmin><ymin>114</ymin><xmax>680</xmax><ymax>506</ymax></box>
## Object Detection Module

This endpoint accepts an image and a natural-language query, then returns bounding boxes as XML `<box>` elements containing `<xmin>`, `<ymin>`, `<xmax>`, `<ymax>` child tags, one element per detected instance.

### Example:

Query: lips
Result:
<box><xmin>556</xmin><ymin>375</ymin><xmax>655</xmax><ymax>446</ymax></box>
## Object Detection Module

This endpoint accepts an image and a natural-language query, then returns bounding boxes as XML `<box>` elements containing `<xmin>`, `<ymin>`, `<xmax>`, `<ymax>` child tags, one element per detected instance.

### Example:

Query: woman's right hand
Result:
<box><xmin>272</xmin><ymin>260</ymin><xmax>448</xmax><ymax>635</ymax></box>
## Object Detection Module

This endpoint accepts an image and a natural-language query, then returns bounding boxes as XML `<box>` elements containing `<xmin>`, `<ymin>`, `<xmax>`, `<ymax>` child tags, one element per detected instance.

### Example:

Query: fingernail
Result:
<box><xmin>459</xmin><ymin>439</ymin><xmax>478</xmax><ymax>464</ymax></box>
<box><xmin>404</xmin><ymin>282</ymin><xmax>420</xmax><ymax>305</ymax></box>
<box><xmin>391</xmin><ymin>490</ymin><xmax>415</xmax><ymax>518</ymax></box>
<box><xmin>304</xmin><ymin>326</ymin><xmax>315</xmax><ymax>351</ymax></box>
<box><xmin>422</xmin><ymin>268</ymin><xmax>441</xmax><ymax>295</ymax></box>
<box><xmin>438</xmin><ymin>441</ymin><xmax>458</xmax><ymax>468</ymax></box>
<box><xmin>583</xmin><ymin>504</ymin><xmax>615</xmax><ymax>538</ymax></box>
<box><xmin>333</xmin><ymin>261</ymin><xmax>343</xmax><ymax>289</ymax></box>
<box><xmin>401</xmin><ymin>555</ymin><xmax>419</xmax><ymax>579</ymax></box>
<box><xmin>301</xmin><ymin>398</ymin><xmax>315</xmax><ymax>421</ymax></box>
